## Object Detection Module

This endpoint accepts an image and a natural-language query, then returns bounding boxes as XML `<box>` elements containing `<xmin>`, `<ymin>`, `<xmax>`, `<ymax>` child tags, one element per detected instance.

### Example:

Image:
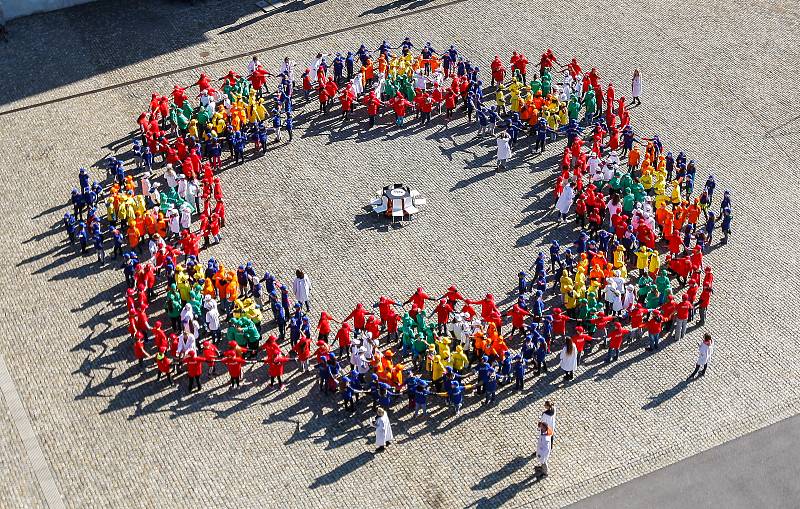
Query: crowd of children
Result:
<box><xmin>61</xmin><ymin>40</ymin><xmax>731</xmax><ymax>467</ymax></box>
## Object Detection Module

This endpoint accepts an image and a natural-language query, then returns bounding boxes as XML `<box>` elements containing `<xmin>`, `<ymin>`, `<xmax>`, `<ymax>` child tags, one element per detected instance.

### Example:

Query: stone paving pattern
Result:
<box><xmin>1</xmin><ymin>0</ymin><xmax>800</xmax><ymax>507</ymax></box>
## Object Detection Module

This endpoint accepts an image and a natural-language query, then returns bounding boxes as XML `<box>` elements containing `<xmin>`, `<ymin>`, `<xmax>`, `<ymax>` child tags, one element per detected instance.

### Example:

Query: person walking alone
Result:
<box><xmin>631</xmin><ymin>68</ymin><xmax>642</xmax><ymax>106</ymax></box>
<box><xmin>688</xmin><ymin>333</ymin><xmax>714</xmax><ymax>379</ymax></box>
<box><xmin>293</xmin><ymin>269</ymin><xmax>312</xmax><ymax>312</ymax></box>
<box><xmin>535</xmin><ymin>421</ymin><xmax>553</xmax><ymax>477</ymax></box>
<box><xmin>374</xmin><ymin>407</ymin><xmax>394</xmax><ymax>453</ymax></box>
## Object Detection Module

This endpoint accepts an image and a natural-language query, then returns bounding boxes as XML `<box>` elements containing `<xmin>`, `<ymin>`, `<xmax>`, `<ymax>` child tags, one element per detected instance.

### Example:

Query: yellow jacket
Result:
<box><xmin>451</xmin><ymin>347</ymin><xmax>468</xmax><ymax>371</ymax></box>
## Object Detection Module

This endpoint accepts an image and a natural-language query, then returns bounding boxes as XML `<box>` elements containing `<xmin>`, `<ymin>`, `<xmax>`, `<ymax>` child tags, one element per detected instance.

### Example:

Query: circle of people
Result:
<box><xmin>61</xmin><ymin>39</ymin><xmax>732</xmax><ymax>461</ymax></box>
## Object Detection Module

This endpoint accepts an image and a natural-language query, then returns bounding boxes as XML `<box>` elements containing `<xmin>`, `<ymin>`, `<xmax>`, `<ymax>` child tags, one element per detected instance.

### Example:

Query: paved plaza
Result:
<box><xmin>1</xmin><ymin>0</ymin><xmax>799</xmax><ymax>507</ymax></box>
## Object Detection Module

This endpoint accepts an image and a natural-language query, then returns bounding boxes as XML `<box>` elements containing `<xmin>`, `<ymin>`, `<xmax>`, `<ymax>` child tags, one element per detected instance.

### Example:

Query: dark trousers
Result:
<box><xmin>689</xmin><ymin>364</ymin><xmax>707</xmax><ymax>378</ymax></box>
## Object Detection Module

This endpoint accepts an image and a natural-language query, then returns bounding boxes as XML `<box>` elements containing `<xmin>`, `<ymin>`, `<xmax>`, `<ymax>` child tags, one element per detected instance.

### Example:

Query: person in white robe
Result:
<box><xmin>535</xmin><ymin>421</ymin><xmax>553</xmax><ymax>477</ymax></box>
<box><xmin>688</xmin><ymin>334</ymin><xmax>714</xmax><ymax>379</ymax></box>
<box><xmin>631</xmin><ymin>68</ymin><xmax>642</xmax><ymax>105</ymax></box>
<box><xmin>374</xmin><ymin>408</ymin><xmax>394</xmax><ymax>451</ymax></box>
<box><xmin>559</xmin><ymin>339</ymin><xmax>578</xmax><ymax>380</ymax></box>
<box><xmin>496</xmin><ymin>130</ymin><xmax>512</xmax><ymax>169</ymax></box>
<box><xmin>292</xmin><ymin>270</ymin><xmax>312</xmax><ymax>311</ymax></box>
<box><xmin>605</xmin><ymin>271</ymin><xmax>626</xmax><ymax>313</ymax></box>
<box><xmin>168</xmin><ymin>208</ymin><xmax>181</xmax><ymax>237</ymax></box>
<box><xmin>140</xmin><ymin>172</ymin><xmax>152</xmax><ymax>196</ymax></box>
<box><xmin>351</xmin><ymin>73</ymin><xmax>364</xmax><ymax>96</ymax></box>
<box><xmin>164</xmin><ymin>164</ymin><xmax>178</xmax><ymax>190</ymax></box>
<box><xmin>555</xmin><ymin>181</ymin><xmax>574</xmax><ymax>221</ymax></box>
<box><xmin>179</xmin><ymin>203</ymin><xmax>192</xmax><ymax>230</ymax></box>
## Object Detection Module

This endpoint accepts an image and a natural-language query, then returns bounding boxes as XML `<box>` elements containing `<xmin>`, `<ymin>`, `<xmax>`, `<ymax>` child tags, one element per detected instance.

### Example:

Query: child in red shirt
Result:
<box><xmin>335</xmin><ymin>322</ymin><xmax>352</xmax><ymax>357</ymax></box>
<box><xmin>133</xmin><ymin>333</ymin><xmax>149</xmax><ymax>369</ymax></box>
<box><xmin>202</xmin><ymin>340</ymin><xmax>220</xmax><ymax>375</ymax></box>
<box><xmin>222</xmin><ymin>352</ymin><xmax>246</xmax><ymax>388</ymax></box>
<box><xmin>645</xmin><ymin>311</ymin><xmax>663</xmax><ymax>351</ymax></box>
<box><xmin>628</xmin><ymin>303</ymin><xmax>645</xmax><ymax>343</ymax></box>
<box><xmin>606</xmin><ymin>322</ymin><xmax>630</xmax><ymax>362</ymax></box>
<box><xmin>572</xmin><ymin>326</ymin><xmax>591</xmax><ymax>365</ymax></box>
<box><xmin>697</xmin><ymin>285</ymin><xmax>713</xmax><ymax>325</ymax></box>
<box><xmin>268</xmin><ymin>355</ymin><xmax>290</xmax><ymax>389</ymax></box>
<box><xmin>183</xmin><ymin>351</ymin><xmax>204</xmax><ymax>391</ymax></box>
<box><xmin>292</xmin><ymin>334</ymin><xmax>312</xmax><ymax>372</ymax></box>
<box><xmin>551</xmin><ymin>308</ymin><xmax>568</xmax><ymax>342</ymax></box>
<box><xmin>155</xmin><ymin>347</ymin><xmax>172</xmax><ymax>383</ymax></box>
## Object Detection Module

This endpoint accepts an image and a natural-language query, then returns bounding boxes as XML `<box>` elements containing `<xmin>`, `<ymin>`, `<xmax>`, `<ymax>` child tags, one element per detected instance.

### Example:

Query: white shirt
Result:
<box><xmin>697</xmin><ymin>340</ymin><xmax>713</xmax><ymax>365</ymax></box>
<box><xmin>180</xmin><ymin>206</ymin><xmax>192</xmax><ymax>230</ymax></box>
<box><xmin>540</xmin><ymin>411</ymin><xmax>556</xmax><ymax>433</ymax></box>
<box><xmin>607</xmin><ymin>201</ymin><xmax>621</xmax><ymax>218</ymax></box>
<box><xmin>556</xmin><ymin>184</ymin><xmax>574</xmax><ymax>215</ymax></box>
<box><xmin>559</xmin><ymin>346</ymin><xmax>578</xmax><ymax>372</ymax></box>
<box><xmin>537</xmin><ymin>431</ymin><xmax>553</xmax><ymax>462</ymax></box>
<box><xmin>496</xmin><ymin>133</ymin><xmax>512</xmax><ymax>161</ymax></box>
<box><xmin>180</xmin><ymin>303</ymin><xmax>194</xmax><ymax>324</ymax></box>
<box><xmin>164</xmin><ymin>169</ymin><xmax>178</xmax><ymax>189</ymax></box>
<box><xmin>177</xmin><ymin>332</ymin><xmax>196</xmax><ymax>355</ymax></box>
<box><xmin>177</xmin><ymin>178</ymin><xmax>189</xmax><ymax>200</ymax></box>
<box><xmin>375</xmin><ymin>414</ymin><xmax>394</xmax><ymax>447</ymax></box>
<box><xmin>205</xmin><ymin>304</ymin><xmax>220</xmax><ymax>331</ymax></box>
<box><xmin>280</xmin><ymin>60</ymin><xmax>297</xmax><ymax>80</ymax></box>
<box><xmin>632</xmin><ymin>74</ymin><xmax>642</xmax><ymax>97</ymax></box>
<box><xmin>293</xmin><ymin>276</ymin><xmax>312</xmax><ymax>303</ymax></box>
<box><xmin>169</xmin><ymin>214</ymin><xmax>180</xmax><ymax>234</ymax></box>
<box><xmin>141</xmin><ymin>176</ymin><xmax>151</xmax><ymax>196</ymax></box>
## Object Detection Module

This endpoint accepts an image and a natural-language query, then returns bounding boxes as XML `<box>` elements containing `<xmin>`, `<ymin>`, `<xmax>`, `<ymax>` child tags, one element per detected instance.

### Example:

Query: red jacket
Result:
<box><xmin>629</xmin><ymin>306</ymin><xmax>645</xmax><ymax>329</ymax></box>
<box><xmin>608</xmin><ymin>326</ymin><xmax>629</xmax><ymax>349</ymax></box>
<box><xmin>385</xmin><ymin>312</ymin><xmax>400</xmax><ymax>333</ymax></box>
<box><xmin>133</xmin><ymin>340</ymin><xmax>147</xmax><ymax>360</ymax></box>
<box><xmin>156</xmin><ymin>354</ymin><xmax>171</xmax><ymax>373</ymax></box>
<box><xmin>184</xmin><ymin>355</ymin><xmax>204</xmax><ymax>377</ymax></box>
<box><xmin>268</xmin><ymin>356</ymin><xmax>289</xmax><ymax>377</ymax></box>
<box><xmin>572</xmin><ymin>332</ymin><xmax>591</xmax><ymax>352</ymax></box>
<box><xmin>366</xmin><ymin>98</ymin><xmax>381</xmax><ymax>116</ymax></box>
<box><xmin>335</xmin><ymin>324</ymin><xmax>352</xmax><ymax>348</ymax></box>
<box><xmin>698</xmin><ymin>287</ymin><xmax>713</xmax><ymax>308</ymax></box>
<box><xmin>391</xmin><ymin>96</ymin><xmax>411</xmax><ymax>117</ymax></box>
<box><xmin>260</xmin><ymin>337</ymin><xmax>282</xmax><ymax>362</ymax></box>
<box><xmin>343</xmin><ymin>305</ymin><xmax>371</xmax><ymax>330</ymax></box>
<box><xmin>444</xmin><ymin>91</ymin><xmax>457</xmax><ymax>110</ymax></box>
<box><xmin>434</xmin><ymin>301</ymin><xmax>454</xmax><ymax>325</ymax></box>
<box><xmin>551</xmin><ymin>311</ymin><xmax>568</xmax><ymax>335</ymax></box>
<box><xmin>293</xmin><ymin>337</ymin><xmax>312</xmax><ymax>362</ymax></box>
<box><xmin>223</xmin><ymin>355</ymin><xmax>245</xmax><ymax>378</ymax></box>
<box><xmin>646</xmin><ymin>315</ymin><xmax>663</xmax><ymax>334</ymax></box>
<box><xmin>318</xmin><ymin>312</ymin><xmax>333</xmax><ymax>335</ymax></box>
<box><xmin>507</xmin><ymin>305</ymin><xmax>530</xmax><ymax>328</ymax></box>
<box><xmin>675</xmin><ymin>299</ymin><xmax>692</xmax><ymax>320</ymax></box>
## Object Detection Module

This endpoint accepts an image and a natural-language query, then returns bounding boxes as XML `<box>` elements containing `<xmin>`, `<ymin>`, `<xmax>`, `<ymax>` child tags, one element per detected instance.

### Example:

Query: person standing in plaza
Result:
<box><xmin>495</xmin><ymin>130</ymin><xmax>513</xmax><ymax>170</ymax></box>
<box><xmin>535</xmin><ymin>421</ymin><xmax>553</xmax><ymax>477</ymax></box>
<box><xmin>559</xmin><ymin>336</ymin><xmax>578</xmax><ymax>381</ymax></box>
<box><xmin>374</xmin><ymin>407</ymin><xmax>394</xmax><ymax>453</ymax></box>
<box><xmin>540</xmin><ymin>401</ymin><xmax>556</xmax><ymax>445</ymax></box>
<box><xmin>293</xmin><ymin>269</ymin><xmax>312</xmax><ymax>312</ymax></box>
<box><xmin>688</xmin><ymin>333</ymin><xmax>714</xmax><ymax>379</ymax></box>
<box><xmin>631</xmin><ymin>68</ymin><xmax>642</xmax><ymax>106</ymax></box>
<box><xmin>671</xmin><ymin>294</ymin><xmax>692</xmax><ymax>341</ymax></box>
<box><xmin>555</xmin><ymin>180</ymin><xmax>574</xmax><ymax>222</ymax></box>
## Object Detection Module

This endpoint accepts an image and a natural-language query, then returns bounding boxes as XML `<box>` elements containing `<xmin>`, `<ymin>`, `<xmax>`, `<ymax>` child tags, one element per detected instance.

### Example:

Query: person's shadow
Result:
<box><xmin>308</xmin><ymin>450</ymin><xmax>375</xmax><ymax>488</ymax></box>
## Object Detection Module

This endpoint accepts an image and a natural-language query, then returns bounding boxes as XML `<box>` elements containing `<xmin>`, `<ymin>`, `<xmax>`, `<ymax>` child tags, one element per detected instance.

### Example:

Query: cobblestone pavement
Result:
<box><xmin>1</xmin><ymin>0</ymin><xmax>800</xmax><ymax>508</ymax></box>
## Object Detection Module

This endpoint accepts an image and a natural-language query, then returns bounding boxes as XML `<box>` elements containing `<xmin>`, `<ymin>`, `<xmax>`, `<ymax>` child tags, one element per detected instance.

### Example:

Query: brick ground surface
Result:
<box><xmin>1</xmin><ymin>0</ymin><xmax>799</xmax><ymax>507</ymax></box>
